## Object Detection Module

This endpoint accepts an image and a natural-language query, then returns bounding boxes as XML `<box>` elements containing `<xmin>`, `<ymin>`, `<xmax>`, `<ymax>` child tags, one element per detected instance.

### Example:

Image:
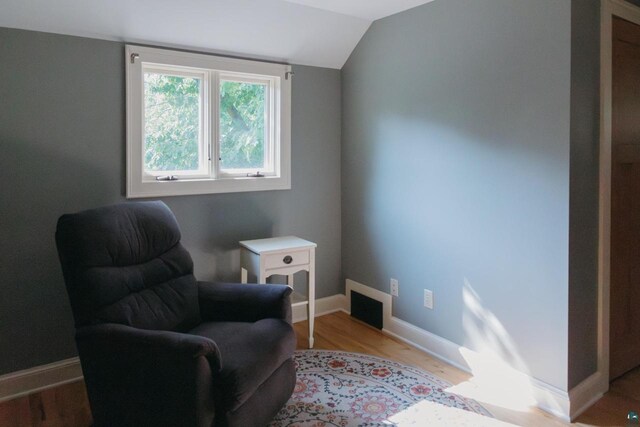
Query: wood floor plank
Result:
<box><xmin>0</xmin><ymin>396</ymin><xmax>31</xmax><ymax>427</ymax></box>
<box><xmin>29</xmin><ymin>381</ymin><xmax>92</xmax><ymax>427</ymax></box>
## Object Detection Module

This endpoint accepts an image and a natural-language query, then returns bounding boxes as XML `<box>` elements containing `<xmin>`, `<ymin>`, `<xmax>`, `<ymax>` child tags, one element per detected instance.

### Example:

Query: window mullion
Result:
<box><xmin>273</xmin><ymin>79</ymin><xmax>278</xmax><ymax>173</ymax></box>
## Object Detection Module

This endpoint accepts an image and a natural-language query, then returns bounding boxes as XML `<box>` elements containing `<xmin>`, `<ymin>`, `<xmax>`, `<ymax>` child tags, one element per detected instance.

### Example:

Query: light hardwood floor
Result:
<box><xmin>0</xmin><ymin>311</ymin><xmax>636</xmax><ymax>426</ymax></box>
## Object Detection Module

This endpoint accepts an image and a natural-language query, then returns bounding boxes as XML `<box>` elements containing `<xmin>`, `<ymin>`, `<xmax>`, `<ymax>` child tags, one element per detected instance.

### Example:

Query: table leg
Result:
<box><xmin>287</xmin><ymin>274</ymin><xmax>294</xmax><ymax>289</ymax></box>
<box><xmin>308</xmin><ymin>259</ymin><xmax>315</xmax><ymax>349</ymax></box>
<box><xmin>241</xmin><ymin>268</ymin><xmax>248</xmax><ymax>284</ymax></box>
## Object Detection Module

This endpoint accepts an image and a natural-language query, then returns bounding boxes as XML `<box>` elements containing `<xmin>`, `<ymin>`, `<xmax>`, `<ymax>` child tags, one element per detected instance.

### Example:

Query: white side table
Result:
<box><xmin>239</xmin><ymin>236</ymin><xmax>316</xmax><ymax>348</ymax></box>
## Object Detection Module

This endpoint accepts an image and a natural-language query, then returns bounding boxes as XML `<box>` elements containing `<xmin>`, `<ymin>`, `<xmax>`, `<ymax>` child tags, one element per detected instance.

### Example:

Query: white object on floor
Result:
<box><xmin>240</xmin><ymin>236</ymin><xmax>316</xmax><ymax>348</ymax></box>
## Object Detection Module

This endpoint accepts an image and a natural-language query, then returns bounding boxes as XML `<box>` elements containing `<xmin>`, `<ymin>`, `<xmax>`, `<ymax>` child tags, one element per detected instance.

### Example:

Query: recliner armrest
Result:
<box><xmin>198</xmin><ymin>281</ymin><xmax>293</xmax><ymax>324</ymax></box>
<box><xmin>76</xmin><ymin>323</ymin><xmax>222</xmax><ymax>371</ymax></box>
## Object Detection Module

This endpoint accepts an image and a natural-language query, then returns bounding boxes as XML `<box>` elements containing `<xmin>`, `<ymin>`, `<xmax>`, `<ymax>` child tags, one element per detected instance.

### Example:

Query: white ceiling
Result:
<box><xmin>0</xmin><ymin>0</ymin><xmax>433</xmax><ymax>69</ymax></box>
<box><xmin>282</xmin><ymin>0</ymin><xmax>434</xmax><ymax>21</ymax></box>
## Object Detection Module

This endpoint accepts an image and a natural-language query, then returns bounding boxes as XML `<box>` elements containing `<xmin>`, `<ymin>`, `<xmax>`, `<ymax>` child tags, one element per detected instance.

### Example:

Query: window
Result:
<box><xmin>126</xmin><ymin>45</ymin><xmax>291</xmax><ymax>197</ymax></box>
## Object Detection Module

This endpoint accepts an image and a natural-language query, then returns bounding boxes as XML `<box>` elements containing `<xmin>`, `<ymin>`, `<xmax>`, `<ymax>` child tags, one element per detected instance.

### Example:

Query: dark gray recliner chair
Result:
<box><xmin>55</xmin><ymin>201</ymin><xmax>296</xmax><ymax>427</ymax></box>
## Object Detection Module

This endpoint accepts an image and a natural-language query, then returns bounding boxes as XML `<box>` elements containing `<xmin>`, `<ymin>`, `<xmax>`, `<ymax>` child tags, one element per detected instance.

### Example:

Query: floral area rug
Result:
<box><xmin>270</xmin><ymin>350</ymin><xmax>496</xmax><ymax>427</ymax></box>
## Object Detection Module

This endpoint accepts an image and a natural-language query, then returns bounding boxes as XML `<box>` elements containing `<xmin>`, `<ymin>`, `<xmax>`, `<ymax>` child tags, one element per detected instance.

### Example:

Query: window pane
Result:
<box><xmin>219</xmin><ymin>81</ymin><xmax>266</xmax><ymax>170</ymax></box>
<box><xmin>144</xmin><ymin>72</ymin><xmax>201</xmax><ymax>172</ymax></box>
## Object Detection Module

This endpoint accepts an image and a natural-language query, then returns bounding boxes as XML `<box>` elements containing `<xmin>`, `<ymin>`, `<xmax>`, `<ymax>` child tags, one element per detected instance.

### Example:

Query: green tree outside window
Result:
<box><xmin>220</xmin><ymin>81</ymin><xmax>266</xmax><ymax>170</ymax></box>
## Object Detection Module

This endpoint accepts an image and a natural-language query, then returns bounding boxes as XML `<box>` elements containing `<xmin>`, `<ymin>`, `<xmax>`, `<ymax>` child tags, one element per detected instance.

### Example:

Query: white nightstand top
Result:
<box><xmin>239</xmin><ymin>236</ymin><xmax>317</xmax><ymax>254</ymax></box>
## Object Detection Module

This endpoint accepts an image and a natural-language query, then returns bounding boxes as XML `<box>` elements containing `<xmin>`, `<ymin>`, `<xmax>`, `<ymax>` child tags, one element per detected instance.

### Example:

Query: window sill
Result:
<box><xmin>126</xmin><ymin>175</ymin><xmax>291</xmax><ymax>198</ymax></box>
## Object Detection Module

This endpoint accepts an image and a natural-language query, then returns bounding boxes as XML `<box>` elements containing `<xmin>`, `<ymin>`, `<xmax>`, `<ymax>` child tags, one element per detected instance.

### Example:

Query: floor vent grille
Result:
<box><xmin>350</xmin><ymin>290</ymin><xmax>383</xmax><ymax>329</ymax></box>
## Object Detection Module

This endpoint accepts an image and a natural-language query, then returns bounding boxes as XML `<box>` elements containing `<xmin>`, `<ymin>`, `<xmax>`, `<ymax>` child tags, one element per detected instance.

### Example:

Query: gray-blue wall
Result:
<box><xmin>0</xmin><ymin>28</ymin><xmax>342</xmax><ymax>375</ymax></box>
<box><xmin>0</xmin><ymin>0</ymin><xmax>607</xmax><ymax>391</ymax></box>
<box><xmin>568</xmin><ymin>0</ymin><xmax>600</xmax><ymax>389</ymax></box>
<box><xmin>342</xmin><ymin>0</ymin><xmax>571</xmax><ymax>389</ymax></box>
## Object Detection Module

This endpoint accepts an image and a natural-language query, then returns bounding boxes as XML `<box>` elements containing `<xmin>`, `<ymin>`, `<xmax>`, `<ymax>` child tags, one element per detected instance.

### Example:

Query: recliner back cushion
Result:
<box><xmin>56</xmin><ymin>201</ymin><xmax>200</xmax><ymax>331</ymax></box>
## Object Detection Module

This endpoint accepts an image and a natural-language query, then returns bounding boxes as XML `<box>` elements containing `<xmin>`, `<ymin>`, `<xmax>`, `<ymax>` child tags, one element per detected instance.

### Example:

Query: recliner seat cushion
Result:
<box><xmin>189</xmin><ymin>319</ymin><xmax>296</xmax><ymax>412</ymax></box>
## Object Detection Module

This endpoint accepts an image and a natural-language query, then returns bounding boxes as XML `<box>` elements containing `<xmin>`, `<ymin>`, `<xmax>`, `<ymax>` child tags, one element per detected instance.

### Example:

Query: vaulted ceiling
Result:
<box><xmin>281</xmin><ymin>0</ymin><xmax>436</xmax><ymax>21</ymax></box>
<box><xmin>0</xmin><ymin>0</ymin><xmax>434</xmax><ymax>69</ymax></box>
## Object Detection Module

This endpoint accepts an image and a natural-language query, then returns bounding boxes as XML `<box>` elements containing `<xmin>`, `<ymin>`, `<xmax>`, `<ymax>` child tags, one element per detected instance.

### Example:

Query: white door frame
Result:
<box><xmin>598</xmin><ymin>0</ymin><xmax>640</xmax><ymax>383</ymax></box>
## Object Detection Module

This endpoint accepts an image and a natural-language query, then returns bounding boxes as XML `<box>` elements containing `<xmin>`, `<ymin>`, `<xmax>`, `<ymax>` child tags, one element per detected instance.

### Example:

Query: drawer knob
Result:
<box><xmin>283</xmin><ymin>255</ymin><xmax>293</xmax><ymax>264</ymax></box>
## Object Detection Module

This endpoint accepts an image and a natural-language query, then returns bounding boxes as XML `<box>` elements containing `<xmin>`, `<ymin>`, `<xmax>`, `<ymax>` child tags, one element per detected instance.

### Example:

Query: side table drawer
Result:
<box><xmin>264</xmin><ymin>250</ymin><xmax>310</xmax><ymax>270</ymax></box>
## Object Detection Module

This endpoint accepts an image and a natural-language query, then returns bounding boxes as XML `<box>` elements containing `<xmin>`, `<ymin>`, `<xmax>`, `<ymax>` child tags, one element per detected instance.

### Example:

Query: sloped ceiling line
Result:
<box><xmin>0</xmin><ymin>0</ymin><xmax>433</xmax><ymax>69</ymax></box>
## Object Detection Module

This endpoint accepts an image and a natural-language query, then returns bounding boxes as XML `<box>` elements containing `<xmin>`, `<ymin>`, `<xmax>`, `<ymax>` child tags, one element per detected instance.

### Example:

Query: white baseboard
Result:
<box><xmin>344</xmin><ymin>278</ymin><xmax>604</xmax><ymax>422</ymax></box>
<box><xmin>0</xmin><ymin>357</ymin><xmax>83</xmax><ymax>403</ymax></box>
<box><xmin>292</xmin><ymin>293</ymin><xmax>349</xmax><ymax>323</ymax></box>
<box><xmin>383</xmin><ymin>315</ymin><xmax>471</xmax><ymax>373</ymax></box>
<box><xmin>568</xmin><ymin>370</ymin><xmax>608</xmax><ymax>420</ymax></box>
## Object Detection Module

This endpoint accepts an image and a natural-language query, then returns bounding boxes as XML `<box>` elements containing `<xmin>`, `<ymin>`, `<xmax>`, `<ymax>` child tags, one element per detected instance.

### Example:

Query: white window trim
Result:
<box><xmin>126</xmin><ymin>45</ymin><xmax>291</xmax><ymax>198</ymax></box>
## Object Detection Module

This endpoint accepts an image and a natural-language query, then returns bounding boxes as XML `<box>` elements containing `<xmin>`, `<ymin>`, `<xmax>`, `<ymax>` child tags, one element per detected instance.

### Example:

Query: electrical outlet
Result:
<box><xmin>390</xmin><ymin>278</ymin><xmax>399</xmax><ymax>297</ymax></box>
<box><xmin>424</xmin><ymin>289</ymin><xmax>433</xmax><ymax>309</ymax></box>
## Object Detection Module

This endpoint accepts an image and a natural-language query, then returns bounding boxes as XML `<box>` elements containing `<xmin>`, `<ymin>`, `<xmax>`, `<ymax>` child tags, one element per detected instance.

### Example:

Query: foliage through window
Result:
<box><xmin>144</xmin><ymin>72</ymin><xmax>202</xmax><ymax>173</ymax></box>
<box><xmin>219</xmin><ymin>80</ymin><xmax>267</xmax><ymax>171</ymax></box>
<box><xmin>126</xmin><ymin>45</ymin><xmax>291</xmax><ymax>198</ymax></box>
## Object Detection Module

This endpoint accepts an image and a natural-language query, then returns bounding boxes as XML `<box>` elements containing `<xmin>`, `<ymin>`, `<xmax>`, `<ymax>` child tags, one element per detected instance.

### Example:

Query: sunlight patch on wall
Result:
<box><xmin>445</xmin><ymin>347</ymin><xmax>536</xmax><ymax>412</ymax></box>
<box><xmin>444</xmin><ymin>279</ymin><xmax>566</xmax><ymax>415</ymax></box>
<box><xmin>462</xmin><ymin>279</ymin><xmax>530</xmax><ymax>373</ymax></box>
